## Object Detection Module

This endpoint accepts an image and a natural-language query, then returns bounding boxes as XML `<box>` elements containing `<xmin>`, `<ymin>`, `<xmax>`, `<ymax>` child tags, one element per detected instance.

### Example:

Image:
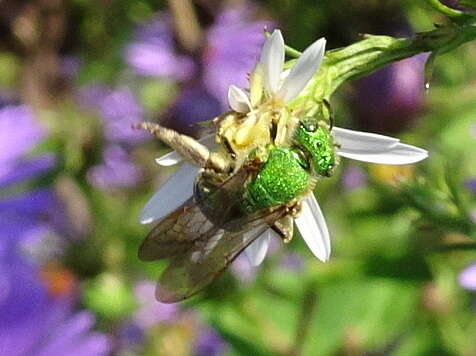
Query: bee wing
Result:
<box><xmin>139</xmin><ymin>164</ymin><xmax>252</xmax><ymax>261</ymax></box>
<box><xmin>139</xmin><ymin>160</ymin><xmax>286</xmax><ymax>302</ymax></box>
<box><xmin>138</xmin><ymin>199</ymin><xmax>216</xmax><ymax>261</ymax></box>
<box><xmin>156</xmin><ymin>206</ymin><xmax>287</xmax><ymax>303</ymax></box>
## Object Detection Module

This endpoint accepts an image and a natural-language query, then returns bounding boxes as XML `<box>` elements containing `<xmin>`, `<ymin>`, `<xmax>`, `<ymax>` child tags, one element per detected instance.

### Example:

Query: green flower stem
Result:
<box><xmin>284</xmin><ymin>44</ymin><xmax>302</xmax><ymax>58</ymax></box>
<box><xmin>294</xmin><ymin>23</ymin><xmax>476</xmax><ymax>106</ymax></box>
<box><xmin>288</xmin><ymin>279</ymin><xmax>319</xmax><ymax>356</ymax></box>
<box><xmin>426</xmin><ymin>0</ymin><xmax>467</xmax><ymax>18</ymax></box>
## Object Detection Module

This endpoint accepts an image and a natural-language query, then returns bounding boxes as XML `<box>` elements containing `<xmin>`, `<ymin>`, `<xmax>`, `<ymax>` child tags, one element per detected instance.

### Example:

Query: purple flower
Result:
<box><xmin>0</xmin><ymin>253</ymin><xmax>111</xmax><ymax>356</ymax></box>
<box><xmin>77</xmin><ymin>86</ymin><xmax>148</xmax><ymax>144</ymax></box>
<box><xmin>279</xmin><ymin>252</ymin><xmax>304</xmax><ymax>272</ymax></box>
<box><xmin>60</xmin><ymin>56</ymin><xmax>81</xmax><ymax>79</ymax></box>
<box><xmin>440</xmin><ymin>0</ymin><xmax>476</xmax><ymax>11</ymax></box>
<box><xmin>0</xmin><ymin>104</ymin><xmax>64</xmax><ymax>245</ymax></box>
<box><xmin>203</xmin><ymin>7</ymin><xmax>272</xmax><ymax>108</ymax></box>
<box><xmin>132</xmin><ymin>281</ymin><xmax>178</xmax><ymax>329</ymax></box>
<box><xmin>99</xmin><ymin>87</ymin><xmax>148</xmax><ymax>144</ymax></box>
<box><xmin>162</xmin><ymin>82</ymin><xmax>222</xmax><ymax>136</ymax></box>
<box><xmin>0</xmin><ymin>104</ymin><xmax>55</xmax><ymax>189</ymax></box>
<box><xmin>87</xmin><ymin>145</ymin><xmax>141</xmax><ymax>190</ymax></box>
<box><xmin>459</xmin><ymin>263</ymin><xmax>476</xmax><ymax>291</ymax></box>
<box><xmin>125</xmin><ymin>5</ymin><xmax>272</xmax><ymax>117</ymax></box>
<box><xmin>342</xmin><ymin>164</ymin><xmax>368</xmax><ymax>191</ymax></box>
<box><xmin>116</xmin><ymin>323</ymin><xmax>144</xmax><ymax>351</ymax></box>
<box><xmin>0</xmin><ymin>154</ymin><xmax>56</xmax><ymax>187</ymax></box>
<box><xmin>76</xmin><ymin>85</ymin><xmax>111</xmax><ymax>110</ymax></box>
<box><xmin>124</xmin><ymin>15</ymin><xmax>195</xmax><ymax>80</ymax></box>
<box><xmin>352</xmin><ymin>53</ymin><xmax>428</xmax><ymax>133</ymax></box>
<box><xmin>193</xmin><ymin>327</ymin><xmax>227</xmax><ymax>356</ymax></box>
<box><xmin>0</xmin><ymin>105</ymin><xmax>45</xmax><ymax>167</ymax></box>
<box><xmin>441</xmin><ymin>0</ymin><xmax>460</xmax><ymax>7</ymax></box>
<box><xmin>464</xmin><ymin>179</ymin><xmax>476</xmax><ymax>194</ymax></box>
<box><xmin>0</xmin><ymin>189</ymin><xmax>66</xmax><ymax>241</ymax></box>
<box><xmin>0</xmin><ymin>102</ymin><xmax>108</xmax><ymax>356</ymax></box>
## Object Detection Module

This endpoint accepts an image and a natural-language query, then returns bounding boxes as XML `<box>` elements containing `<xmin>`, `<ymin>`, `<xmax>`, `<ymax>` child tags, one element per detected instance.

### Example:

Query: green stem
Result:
<box><xmin>294</xmin><ymin>22</ymin><xmax>476</xmax><ymax>105</ymax></box>
<box><xmin>285</xmin><ymin>44</ymin><xmax>302</xmax><ymax>58</ymax></box>
<box><xmin>287</xmin><ymin>280</ymin><xmax>318</xmax><ymax>356</ymax></box>
<box><xmin>426</xmin><ymin>0</ymin><xmax>467</xmax><ymax>18</ymax></box>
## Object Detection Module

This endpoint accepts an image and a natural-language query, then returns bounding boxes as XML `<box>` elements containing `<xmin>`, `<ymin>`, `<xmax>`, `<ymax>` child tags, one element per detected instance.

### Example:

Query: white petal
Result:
<box><xmin>139</xmin><ymin>163</ymin><xmax>198</xmax><ymax>224</ymax></box>
<box><xmin>155</xmin><ymin>151</ymin><xmax>182</xmax><ymax>166</ymax></box>
<box><xmin>277</xmin><ymin>37</ymin><xmax>326</xmax><ymax>103</ymax></box>
<box><xmin>155</xmin><ymin>134</ymin><xmax>216</xmax><ymax>166</ymax></box>
<box><xmin>260</xmin><ymin>30</ymin><xmax>285</xmax><ymax>95</ymax></box>
<box><xmin>295</xmin><ymin>194</ymin><xmax>331</xmax><ymax>262</ymax></box>
<box><xmin>228</xmin><ymin>85</ymin><xmax>251</xmax><ymax>113</ymax></box>
<box><xmin>333</xmin><ymin>127</ymin><xmax>399</xmax><ymax>151</ymax></box>
<box><xmin>245</xmin><ymin>229</ymin><xmax>276</xmax><ymax>267</ymax></box>
<box><xmin>337</xmin><ymin>142</ymin><xmax>428</xmax><ymax>165</ymax></box>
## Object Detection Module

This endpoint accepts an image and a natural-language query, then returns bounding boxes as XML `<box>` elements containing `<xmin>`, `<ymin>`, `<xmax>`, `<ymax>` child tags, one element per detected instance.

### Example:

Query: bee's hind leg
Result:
<box><xmin>271</xmin><ymin>215</ymin><xmax>294</xmax><ymax>243</ymax></box>
<box><xmin>134</xmin><ymin>122</ymin><xmax>229</xmax><ymax>173</ymax></box>
<box><xmin>270</xmin><ymin>201</ymin><xmax>304</xmax><ymax>243</ymax></box>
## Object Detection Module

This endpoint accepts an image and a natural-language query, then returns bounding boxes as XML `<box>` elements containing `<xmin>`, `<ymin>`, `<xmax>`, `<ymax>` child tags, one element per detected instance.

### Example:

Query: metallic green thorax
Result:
<box><xmin>294</xmin><ymin>120</ymin><xmax>336</xmax><ymax>177</ymax></box>
<box><xmin>245</xmin><ymin>147</ymin><xmax>310</xmax><ymax>210</ymax></box>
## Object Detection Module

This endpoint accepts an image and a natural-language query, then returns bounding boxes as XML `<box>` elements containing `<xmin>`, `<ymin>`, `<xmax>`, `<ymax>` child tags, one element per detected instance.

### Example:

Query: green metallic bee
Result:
<box><xmin>136</xmin><ymin>112</ymin><xmax>337</xmax><ymax>302</ymax></box>
<box><xmin>137</xmin><ymin>30</ymin><xmax>428</xmax><ymax>302</ymax></box>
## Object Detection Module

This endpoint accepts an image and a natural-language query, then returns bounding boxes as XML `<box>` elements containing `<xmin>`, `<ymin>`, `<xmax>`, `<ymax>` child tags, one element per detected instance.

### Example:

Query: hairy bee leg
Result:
<box><xmin>269</xmin><ymin>201</ymin><xmax>302</xmax><ymax>243</ymax></box>
<box><xmin>271</xmin><ymin>215</ymin><xmax>294</xmax><ymax>243</ymax></box>
<box><xmin>134</xmin><ymin>122</ymin><xmax>228</xmax><ymax>172</ymax></box>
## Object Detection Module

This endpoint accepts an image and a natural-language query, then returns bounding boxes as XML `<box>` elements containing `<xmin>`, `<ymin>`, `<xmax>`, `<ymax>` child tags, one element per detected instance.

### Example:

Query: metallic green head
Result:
<box><xmin>295</xmin><ymin>118</ymin><xmax>336</xmax><ymax>177</ymax></box>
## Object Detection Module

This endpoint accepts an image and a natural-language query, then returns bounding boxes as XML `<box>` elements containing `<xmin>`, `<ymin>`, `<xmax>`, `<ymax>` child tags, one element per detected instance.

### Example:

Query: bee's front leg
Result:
<box><xmin>134</xmin><ymin>122</ymin><xmax>229</xmax><ymax>173</ymax></box>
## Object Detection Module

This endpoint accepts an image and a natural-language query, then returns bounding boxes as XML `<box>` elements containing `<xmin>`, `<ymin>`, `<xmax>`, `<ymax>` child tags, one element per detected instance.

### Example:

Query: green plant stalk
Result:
<box><xmin>292</xmin><ymin>23</ymin><xmax>476</xmax><ymax>107</ymax></box>
<box><xmin>426</xmin><ymin>0</ymin><xmax>468</xmax><ymax>18</ymax></box>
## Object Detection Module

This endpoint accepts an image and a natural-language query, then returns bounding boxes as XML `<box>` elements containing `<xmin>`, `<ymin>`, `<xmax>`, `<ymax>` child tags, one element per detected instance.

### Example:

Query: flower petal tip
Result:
<box><xmin>155</xmin><ymin>154</ymin><xmax>182</xmax><ymax>166</ymax></box>
<box><xmin>139</xmin><ymin>217</ymin><xmax>154</xmax><ymax>225</ymax></box>
<box><xmin>278</xmin><ymin>37</ymin><xmax>327</xmax><ymax>103</ymax></box>
<box><xmin>295</xmin><ymin>195</ymin><xmax>331</xmax><ymax>263</ymax></box>
<box><xmin>245</xmin><ymin>231</ymin><xmax>272</xmax><ymax>267</ymax></box>
<box><xmin>260</xmin><ymin>29</ymin><xmax>285</xmax><ymax>95</ymax></box>
<box><xmin>228</xmin><ymin>85</ymin><xmax>251</xmax><ymax>113</ymax></box>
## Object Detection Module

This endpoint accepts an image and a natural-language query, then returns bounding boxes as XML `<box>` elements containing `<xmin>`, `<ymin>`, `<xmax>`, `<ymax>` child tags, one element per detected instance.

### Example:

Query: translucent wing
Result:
<box><xmin>138</xmin><ymin>164</ymin><xmax>288</xmax><ymax>302</ymax></box>
<box><xmin>138</xmin><ymin>198</ymin><xmax>214</xmax><ymax>261</ymax></box>
<box><xmin>138</xmin><ymin>164</ymin><xmax>252</xmax><ymax>261</ymax></box>
<box><xmin>156</xmin><ymin>205</ymin><xmax>287</xmax><ymax>302</ymax></box>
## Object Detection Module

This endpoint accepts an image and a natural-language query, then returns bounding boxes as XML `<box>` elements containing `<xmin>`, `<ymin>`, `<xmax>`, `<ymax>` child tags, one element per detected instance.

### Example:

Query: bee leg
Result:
<box><xmin>271</xmin><ymin>215</ymin><xmax>294</xmax><ymax>243</ymax></box>
<box><xmin>134</xmin><ymin>122</ymin><xmax>228</xmax><ymax>172</ymax></box>
<box><xmin>270</xmin><ymin>201</ymin><xmax>304</xmax><ymax>243</ymax></box>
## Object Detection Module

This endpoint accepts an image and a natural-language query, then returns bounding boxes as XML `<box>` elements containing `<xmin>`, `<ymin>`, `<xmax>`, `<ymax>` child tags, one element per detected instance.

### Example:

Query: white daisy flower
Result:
<box><xmin>140</xmin><ymin>29</ymin><xmax>428</xmax><ymax>267</ymax></box>
<box><xmin>228</xmin><ymin>29</ymin><xmax>326</xmax><ymax>111</ymax></box>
